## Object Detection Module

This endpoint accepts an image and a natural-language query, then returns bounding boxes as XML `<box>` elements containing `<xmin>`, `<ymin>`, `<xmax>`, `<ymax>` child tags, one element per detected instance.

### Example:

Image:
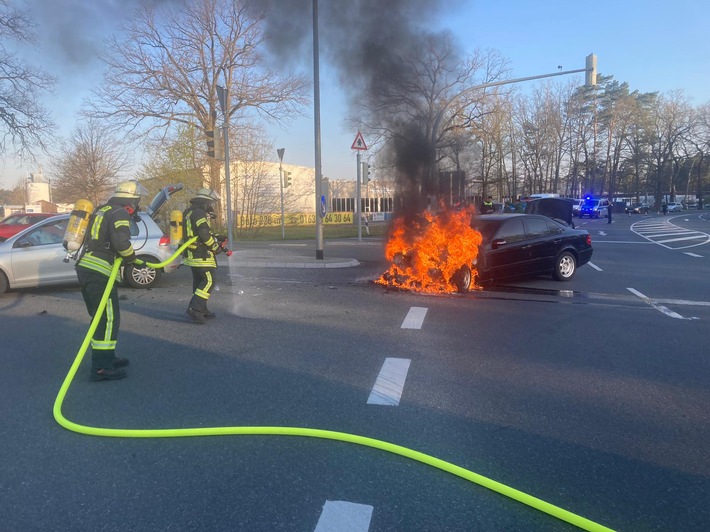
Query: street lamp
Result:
<box><xmin>277</xmin><ymin>148</ymin><xmax>285</xmax><ymax>239</ymax></box>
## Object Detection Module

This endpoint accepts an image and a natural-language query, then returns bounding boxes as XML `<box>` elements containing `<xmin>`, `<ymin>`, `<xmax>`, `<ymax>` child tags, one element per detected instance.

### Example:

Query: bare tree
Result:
<box><xmin>85</xmin><ymin>0</ymin><xmax>309</xmax><ymax>202</ymax></box>
<box><xmin>0</xmin><ymin>0</ymin><xmax>56</xmax><ymax>159</ymax></box>
<box><xmin>50</xmin><ymin>120</ymin><xmax>130</xmax><ymax>205</ymax></box>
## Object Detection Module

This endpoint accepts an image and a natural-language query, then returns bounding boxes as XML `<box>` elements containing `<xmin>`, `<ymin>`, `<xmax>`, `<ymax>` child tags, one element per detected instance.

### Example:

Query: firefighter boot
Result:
<box><xmin>113</xmin><ymin>357</ymin><xmax>130</xmax><ymax>368</ymax></box>
<box><xmin>186</xmin><ymin>307</ymin><xmax>206</xmax><ymax>324</ymax></box>
<box><xmin>91</xmin><ymin>350</ymin><xmax>127</xmax><ymax>381</ymax></box>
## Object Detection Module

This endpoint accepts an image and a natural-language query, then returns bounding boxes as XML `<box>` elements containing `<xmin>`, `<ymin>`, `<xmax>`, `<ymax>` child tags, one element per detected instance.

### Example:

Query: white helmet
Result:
<box><xmin>112</xmin><ymin>180</ymin><xmax>149</xmax><ymax>200</ymax></box>
<box><xmin>193</xmin><ymin>188</ymin><xmax>220</xmax><ymax>202</ymax></box>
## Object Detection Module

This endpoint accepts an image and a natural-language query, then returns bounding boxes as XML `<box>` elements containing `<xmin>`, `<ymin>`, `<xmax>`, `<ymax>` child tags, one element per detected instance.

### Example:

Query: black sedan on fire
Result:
<box><xmin>469</xmin><ymin>213</ymin><xmax>593</xmax><ymax>287</ymax></box>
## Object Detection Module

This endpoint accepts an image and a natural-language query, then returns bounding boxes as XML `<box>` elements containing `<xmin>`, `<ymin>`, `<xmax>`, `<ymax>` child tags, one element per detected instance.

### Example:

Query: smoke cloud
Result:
<box><xmin>264</xmin><ymin>0</ymin><xmax>464</xmax><ymax>217</ymax></box>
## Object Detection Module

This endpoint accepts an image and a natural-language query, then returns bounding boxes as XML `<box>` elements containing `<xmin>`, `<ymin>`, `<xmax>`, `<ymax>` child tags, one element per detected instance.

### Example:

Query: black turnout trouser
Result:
<box><xmin>77</xmin><ymin>267</ymin><xmax>120</xmax><ymax>370</ymax></box>
<box><xmin>189</xmin><ymin>266</ymin><xmax>216</xmax><ymax>312</ymax></box>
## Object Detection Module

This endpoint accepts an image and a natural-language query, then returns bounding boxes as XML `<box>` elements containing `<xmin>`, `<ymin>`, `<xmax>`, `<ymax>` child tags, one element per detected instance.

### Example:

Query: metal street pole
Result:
<box><xmin>313</xmin><ymin>0</ymin><xmax>324</xmax><ymax>259</ymax></box>
<box><xmin>277</xmin><ymin>148</ymin><xmax>285</xmax><ymax>239</ymax></box>
<box><xmin>356</xmin><ymin>152</ymin><xmax>362</xmax><ymax>241</ymax></box>
<box><xmin>216</xmin><ymin>85</ymin><xmax>233</xmax><ymax>250</ymax></box>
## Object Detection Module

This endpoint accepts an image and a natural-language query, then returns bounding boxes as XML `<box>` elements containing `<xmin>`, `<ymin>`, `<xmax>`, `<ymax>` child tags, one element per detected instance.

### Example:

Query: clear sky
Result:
<box><xmin>2</xmin><ymin>0</ymin><xmax>709</xmax><ymax>190</ymax></box>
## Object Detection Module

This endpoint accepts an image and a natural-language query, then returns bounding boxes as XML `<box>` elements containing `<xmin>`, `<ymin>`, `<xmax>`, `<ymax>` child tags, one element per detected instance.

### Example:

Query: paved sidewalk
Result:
<box><xmin>217</xmin><ymin>248</ymin><xmax>360</xmax><ymax>268</ymax></box>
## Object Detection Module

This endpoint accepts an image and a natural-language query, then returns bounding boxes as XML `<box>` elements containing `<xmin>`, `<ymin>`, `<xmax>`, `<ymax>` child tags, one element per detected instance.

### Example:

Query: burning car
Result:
<box><xmin>377</xmin><ymin>207</ymin><xmax>482</xmax><ymax>293</ymax></box>
<box><xmin>377</xmin><ymin>208</ymin><xmax>593</xmax><ymax>293</ymax></box>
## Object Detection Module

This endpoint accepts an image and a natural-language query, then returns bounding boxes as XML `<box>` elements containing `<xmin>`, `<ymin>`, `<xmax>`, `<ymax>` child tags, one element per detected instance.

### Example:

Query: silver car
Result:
<box><xmin>0</xmin><ymin>186</ymin><xmax>183</xmax><ymax>295</ymax></box>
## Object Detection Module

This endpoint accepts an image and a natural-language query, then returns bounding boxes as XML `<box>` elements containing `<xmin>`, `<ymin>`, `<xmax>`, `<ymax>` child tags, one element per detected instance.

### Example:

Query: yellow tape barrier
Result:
<box><xmin>53</xmin><ymin>238</ymin><xmax>613</xmax><ymax>532</ymax></box>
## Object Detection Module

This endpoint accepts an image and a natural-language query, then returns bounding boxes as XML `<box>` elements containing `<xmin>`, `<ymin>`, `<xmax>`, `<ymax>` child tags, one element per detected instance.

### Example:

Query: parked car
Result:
<box><xmin>625</xmin><ymin>202</ymin><xmax>650</xmax><ymax>214</ymax></box>
<box><xmin>578</xmin><ymin>198</ymin><xmax>609</xmax><ymax>219</ymax></box>
<box><xmin>469</xmin><ymin>214</ymin><xmax>593</xmax><ymax>287</ymax></box>
<box><xmin>0</xmin><ymin>185</ymin><xmax>183</xmax><ymax>295</ymax></box>
<box><xmin>666</xmin><ymin>202</ymin><xmax>683</xmax><ymax>212</ymax></box>
<box><xmin>572</xmin><ymin>199</ymin><xmax>584</xmax><ymax>217</ymax></box>
<box><xmin>0</xmin><ymin>212</ymin><xmax>57</xmax><ymax>241</ymax></box>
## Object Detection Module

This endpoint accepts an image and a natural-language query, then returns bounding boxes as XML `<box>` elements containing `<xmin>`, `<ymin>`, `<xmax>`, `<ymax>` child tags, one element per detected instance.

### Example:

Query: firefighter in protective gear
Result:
<box><xmin>76</xmin><ymin>179</ymin><xmax>148</xmax><ymax>381</ymax></box>
<box><xmin>183</xmin><ymin>188</ymin><xmax>223</xmax><ymax>324</ymax></box>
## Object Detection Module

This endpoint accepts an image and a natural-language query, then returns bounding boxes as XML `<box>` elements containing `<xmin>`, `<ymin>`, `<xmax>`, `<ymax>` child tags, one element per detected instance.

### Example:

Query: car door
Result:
<box><xmin>10</xmin><ymin>218</ymin><xmax>75</xmax><ymax>287</ymax></box>
<box><xmin>523</xmin><ymin>216</ymin><xmax>561</xmax><ymax>273</ymax></box>
<box><xmin>484</xmin><ymin>218</ymin><xmax>529</xmax><ymax>280</ymax></box>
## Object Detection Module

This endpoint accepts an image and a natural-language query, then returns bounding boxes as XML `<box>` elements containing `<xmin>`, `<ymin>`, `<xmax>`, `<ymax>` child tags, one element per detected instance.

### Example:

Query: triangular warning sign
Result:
<box><xmin>351</xmin><ymin>131</ymin><xmax>368</xmax><ymax>151</ymax></box>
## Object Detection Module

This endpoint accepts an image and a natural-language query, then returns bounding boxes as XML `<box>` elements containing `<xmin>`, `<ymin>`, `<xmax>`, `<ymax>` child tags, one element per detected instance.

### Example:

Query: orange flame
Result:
<box><xmin>376</xmin><ymin>206</ymin><xmax>483</xmax><ymax>293</ymax></box>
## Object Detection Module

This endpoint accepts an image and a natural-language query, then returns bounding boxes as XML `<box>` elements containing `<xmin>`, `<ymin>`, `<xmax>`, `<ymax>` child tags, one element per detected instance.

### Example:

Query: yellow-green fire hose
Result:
<box><xmin>53</xmin><ymin>237</ymin><xmax>614</xmax><ymax>532</ymax></box>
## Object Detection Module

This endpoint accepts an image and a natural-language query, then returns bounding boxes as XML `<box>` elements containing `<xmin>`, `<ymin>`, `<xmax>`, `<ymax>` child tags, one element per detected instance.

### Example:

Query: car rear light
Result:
<box><xmin>159</xmin><ymin>235</ymin><xmax>170</xmax><ymax>246</ymax></box>
<box><xmin>586</xmin><ymin>235</ymin><xmax>592</xmax><ymax>245</ymax></box>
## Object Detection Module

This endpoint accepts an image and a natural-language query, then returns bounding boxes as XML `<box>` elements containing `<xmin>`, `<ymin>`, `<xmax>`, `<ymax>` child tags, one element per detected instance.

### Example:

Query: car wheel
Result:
<box><xmin>553</xmin><ymin>251</ymin><xmax>576</xmax><ymax>281</ymax></box>
<box><xmin>0</xmin><ymin>271</ymin><xmax>8</xmax><ymax>295</ymax></box>
<box><xmin>451</xmin><ymin>264</ymin><xmax>472</xmax><ymax>292</ymax></box>
<box><xmin>124</xmin><ymin>256</ymin><xmax>162</xmax><ymax>289</ymax></box>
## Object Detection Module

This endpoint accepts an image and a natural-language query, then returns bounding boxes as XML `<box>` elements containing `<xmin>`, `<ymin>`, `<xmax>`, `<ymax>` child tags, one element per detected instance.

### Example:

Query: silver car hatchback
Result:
<box><xmin>0</xmin><ymin>185</ymin><xmax>183</xmax><ymax>295</ymax></box>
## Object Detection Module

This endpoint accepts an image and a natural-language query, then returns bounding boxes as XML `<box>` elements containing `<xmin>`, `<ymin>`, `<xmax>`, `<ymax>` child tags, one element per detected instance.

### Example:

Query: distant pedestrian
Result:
<box><xmin>607</xmin><ymin>201</ymin><xmax>613</xmax><ymax>224</ymax></box>
<box><xmin>481</xmin><ymin>196</ymin><xmax>494</xmax><ymax>214</ymax></box>
<box><xmin>662</xmin><ymin>203</ymin><xmax>668</xmax><ymax>215</ymax></box>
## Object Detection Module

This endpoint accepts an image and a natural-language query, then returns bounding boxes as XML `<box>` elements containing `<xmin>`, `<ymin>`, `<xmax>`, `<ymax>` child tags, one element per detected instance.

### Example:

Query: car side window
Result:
<box><xmin>22</xmin><ymin>220</ymin><xmax>68</xmax><ymax>246</ymax></box>
<box><xmin>495</xmin><ymin>219</ymin><xmax>526</xmax><ymax>243</ymax></box>
<box><xmin>524</xmin><ymin>217</ymin><xmax>552</xmax><ymax>238</ymax></box>
<box><xmin>129</xmin><ymin>218</ymin><xmax>139</xmax><ymax>237</ymax></box>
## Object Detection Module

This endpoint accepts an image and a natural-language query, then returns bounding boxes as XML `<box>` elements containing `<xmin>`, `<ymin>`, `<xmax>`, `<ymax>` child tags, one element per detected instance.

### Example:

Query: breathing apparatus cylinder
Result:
<box><xmin>62</xmin><ymin>199</ymin><xmax>94</xmax><ymax>261</ymax></box>
<box><xmin>169</xmin><ymin>210</ymin><xmax>183</xmax><ymax>246</ymax></box>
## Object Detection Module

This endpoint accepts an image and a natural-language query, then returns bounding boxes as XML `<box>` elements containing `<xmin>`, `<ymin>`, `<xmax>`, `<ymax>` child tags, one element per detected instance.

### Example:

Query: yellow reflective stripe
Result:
<box><xmin>183</xmin><ymin>258</ymin><xmax>217</xmax><ymax>267</ymax></box>
<box><xmin>205</xmin><ymin>236</ymin><xmax>216</xmax><ymax>247</ymax></box>
<box><xmin>91</xmin><ymin>340</ymin><xmax>116</xmax><ymax>350</ymax></box>
<box><xmin>104</xmin><ymin>299</ymin><xmax>114</xmax><ymax>343</ymax></box>
<box><xmin>114</xmin><ymin>220</ymin><xmax>130</xmax><ymax>229</ymax></box>
<box><xmin>91</xmin><ymin>207</ymin><xmax>110</xmax><ymax>240</ymax></box>
<box><xmin>78</xmin><ymin>255</ymin><xmax>112</xmax><ymax>276</ymax></box>
<box><xmin>117</xmin><ymin>247</ymin><xmax>135</xmax><ymax>257</ymax></box>
<box><xmin>195</xmin><ymin>217</ymin><xmax>208</xmax><ymax>227</ymax></box>
<box><xmin>193</xmin><ymin>271</ymin><xmax>213</xmax><ymax>300</ymax></box>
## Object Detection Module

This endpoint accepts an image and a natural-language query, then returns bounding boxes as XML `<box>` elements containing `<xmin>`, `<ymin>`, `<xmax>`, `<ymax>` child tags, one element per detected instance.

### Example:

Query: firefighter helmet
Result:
<box><xmin>112</xmin><ymin>180</ymin><xmax>149</xmax><ymax>200</ymax></box>
<box><xmin>193</xmin><ymin>188</ymin><xmax>220</xmax><ymax>202</ymax></box>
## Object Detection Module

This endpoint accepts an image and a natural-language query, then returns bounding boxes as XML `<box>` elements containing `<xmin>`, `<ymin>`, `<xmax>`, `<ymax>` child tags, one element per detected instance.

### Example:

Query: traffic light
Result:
<box><xmin>283</xmin><ymin>171</ymin><xmax>292</xmax><ymax>188</ymax></box>
<box><xmin>585</xmin><ymin>53</ymin><xmax>597</xmax><ymax>87</ymax></box>
<box><xmin>206</xmin><ymin>129</ymin><xmax>215</xmax><ymax>158</ymax></box>
<box><xmin>214</xmin><ymin>127</ymin><xmax>223</xmax><ymax>161</ymax></box>
<box><xmin>362</xmin><ymin>162</ymin><xmax>371</xmax><ymax>183</ymax></box>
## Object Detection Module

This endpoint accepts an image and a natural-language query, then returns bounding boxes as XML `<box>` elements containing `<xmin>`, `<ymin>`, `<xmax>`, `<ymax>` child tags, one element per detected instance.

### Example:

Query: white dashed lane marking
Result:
<box><xmin>401</xmin><ymin>306</ymin><xmax>428</xmax><ymax>329</ymax></box>
<box><xmin>367</xmin><ymin>358</ymin><xmax>411</xmax><ymax>406</ymax></box>
<box><xmin>627</xmin><ymin>288</ymin><xmax>688</xmax><ymax>320</ymax></box>
<box><xmin>314</xmin><ymin>500</ymin><xmax>373</xmax><ymax>532</ymax></box>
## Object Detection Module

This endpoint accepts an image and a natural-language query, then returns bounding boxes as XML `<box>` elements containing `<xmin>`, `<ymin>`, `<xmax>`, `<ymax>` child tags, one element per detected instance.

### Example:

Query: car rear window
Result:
<box><xmin>524</xmin><ymin>217</ymin><xmax>553</xmax><ymax>237</ymax></box>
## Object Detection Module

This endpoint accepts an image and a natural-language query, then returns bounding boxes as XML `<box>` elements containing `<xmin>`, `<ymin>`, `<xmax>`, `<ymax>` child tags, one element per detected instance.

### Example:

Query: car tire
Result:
<box><xmin>124</xmin><ymin>256</ymin><xmax>162</xmax><ymax>289</ymax></box>
<box><xmin>553</xmin><ymin>251</ymin><xmax>576</xmax><ymax>281</ymax></box>
<box><xmin>451</xmin><ymin>264</ymin><xmax>472</xmax><ymax>292</ymax></box>
<box><xmin>0</xmin><ymin>271</ymin><xmax>8</xmax><ymax>295</ymax></box>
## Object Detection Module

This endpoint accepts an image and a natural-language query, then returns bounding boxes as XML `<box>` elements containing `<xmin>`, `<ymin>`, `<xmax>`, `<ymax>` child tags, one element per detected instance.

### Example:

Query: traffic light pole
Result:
<box><xmin>313</xmin><ymin>0</ymin><xmax>324</xmax><ymax>259</ymax></box>
<box><xmin>356</xmin><ymin>151</ymin><xmax>362</xmax><ymax>242</ymax></box>
<box><xmin>216</xmin><ymin>85</ymin><xmax>233</xmax><ymax>251</ymax></box>
<box><xmin>277</xmin><ymin>148</ymin><xmax>285</xmax><ymax>239</ymax></box>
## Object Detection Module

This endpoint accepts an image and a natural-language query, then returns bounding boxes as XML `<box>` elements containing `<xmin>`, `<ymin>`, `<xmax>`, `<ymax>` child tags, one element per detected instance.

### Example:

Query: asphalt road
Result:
<box><xmin>1</xmin><ymin>212</ymin><xmax>709</xmax><ymax>531</ymax></box>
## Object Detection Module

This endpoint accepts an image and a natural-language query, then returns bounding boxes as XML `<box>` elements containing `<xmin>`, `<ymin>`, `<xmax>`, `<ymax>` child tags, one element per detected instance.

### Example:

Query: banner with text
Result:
<box><xmin>238</xmin><ymin>212</ymin><xmax>354</xmax><ymax>227</ymax></box>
